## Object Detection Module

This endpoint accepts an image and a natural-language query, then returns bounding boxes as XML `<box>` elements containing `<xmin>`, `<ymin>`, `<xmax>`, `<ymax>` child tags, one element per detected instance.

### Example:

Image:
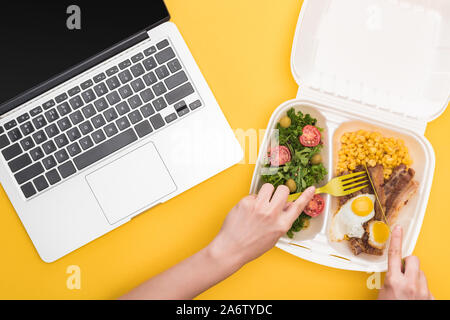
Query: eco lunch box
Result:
<box><xmin>250</xmin><ymin>0</ymin><xmax>450</xmax><ymax>272</ymax></box>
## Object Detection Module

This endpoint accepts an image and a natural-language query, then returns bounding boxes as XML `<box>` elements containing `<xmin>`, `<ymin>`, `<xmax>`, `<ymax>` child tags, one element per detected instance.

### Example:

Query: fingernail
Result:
<box><xmin>393</xmin><ymin>225</ymin><xmax>402</xmax><ymax>233</ymax></box>
<box><xmin>306</xmin><ymin>186</ymin><xmax>316</xmax><ymax>195</ymax></box>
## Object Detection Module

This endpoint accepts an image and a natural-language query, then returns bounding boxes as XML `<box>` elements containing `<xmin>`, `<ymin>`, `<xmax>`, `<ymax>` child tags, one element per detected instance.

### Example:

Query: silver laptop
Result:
<box><xmin>0</xmin><ymin>1</ymin><xmax>243</xmax><ymax>262</ymax></box>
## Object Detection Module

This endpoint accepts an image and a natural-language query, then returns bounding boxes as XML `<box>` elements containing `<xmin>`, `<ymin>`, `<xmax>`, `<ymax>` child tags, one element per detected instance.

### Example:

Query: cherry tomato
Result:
<box><xmin>269</xmin><ymin>146</ymin><xmax>291</xmax><ymax>167</ymax></box>
<box><xmin>304</xmin><ymin>194</ymin><xmax>325</xmax><ymax>217</ymax></box>
<box><xmin>299</xmin><ymin>125</ymin><xmax>321</xmax><ymax>147</ymax></box>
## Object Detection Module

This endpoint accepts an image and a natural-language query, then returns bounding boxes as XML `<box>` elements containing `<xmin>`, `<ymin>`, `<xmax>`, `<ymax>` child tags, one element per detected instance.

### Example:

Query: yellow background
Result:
<box><xmin>0</xmin><ymin>0</ymin><xmax>449</xmax><ymax>300</ymax></box>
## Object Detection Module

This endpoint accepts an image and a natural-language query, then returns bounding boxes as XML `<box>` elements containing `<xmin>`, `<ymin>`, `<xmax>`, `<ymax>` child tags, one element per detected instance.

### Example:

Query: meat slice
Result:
<box><xmin>367</xmin><ymin>165</ymin><xmax>386</xmax><ymax>221</ymax></box>
<box><xmin>348</xmin><ymin>234</ymin><xmax>383</xmax><ymax>256</ymax></box>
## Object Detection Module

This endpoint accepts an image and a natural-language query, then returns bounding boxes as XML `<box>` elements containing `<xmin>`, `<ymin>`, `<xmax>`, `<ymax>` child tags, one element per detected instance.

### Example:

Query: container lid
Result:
<box><xmin>292</xmin><ymin>0</ymin><xmax>450</xmax><ymax>123</ymax></box>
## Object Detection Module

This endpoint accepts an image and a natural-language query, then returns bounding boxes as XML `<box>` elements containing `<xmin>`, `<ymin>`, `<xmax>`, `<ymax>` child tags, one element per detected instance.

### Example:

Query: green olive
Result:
<box><xmin>279</xmin><ymin>116</ymin><xmax>292</xmax><ymax>128</ymax></box>
<box><xmin>285</xmin><ymin>179</ymin><xmax>297</xmax><ymax>193</ymax></box>
<box><xmin>311</xmin><ymin>154</ymin><xmax>323</xmax><ymax>165</ymax></box>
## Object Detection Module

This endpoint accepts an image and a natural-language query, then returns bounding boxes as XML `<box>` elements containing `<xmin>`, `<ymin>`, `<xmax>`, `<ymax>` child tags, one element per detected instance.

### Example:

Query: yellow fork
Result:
<box><xmin>287</xmin><ymin>172</ymin><xmax>369</xmax><ymax>202</ymax></box>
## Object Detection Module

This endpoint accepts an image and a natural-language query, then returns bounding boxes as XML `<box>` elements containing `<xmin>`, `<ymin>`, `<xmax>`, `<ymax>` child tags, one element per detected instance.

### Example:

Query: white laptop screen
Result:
<box><xmin>0</xmin><ymin>1</ymin><xmax>169</xmax><ymax>108</ymax></box>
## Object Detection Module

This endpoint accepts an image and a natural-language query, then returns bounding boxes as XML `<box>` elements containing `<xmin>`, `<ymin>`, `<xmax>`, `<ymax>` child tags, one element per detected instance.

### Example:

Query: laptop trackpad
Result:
<box><xmin>86</xmin><ymin>142</ymin><xmax>177</xmax><ymax>225</ymax></box>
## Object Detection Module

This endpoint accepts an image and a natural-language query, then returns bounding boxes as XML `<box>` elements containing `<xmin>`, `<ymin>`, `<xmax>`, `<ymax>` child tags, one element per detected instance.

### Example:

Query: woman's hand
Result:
<box><xmin>208</xmin><ymin>184</ymin><xmax>316</xmax><ymax>269</ymax></box>
<box><xmin>378</xmin><ymin>225</ymin><xmax>433</xmax><ymax>300</ymax></box>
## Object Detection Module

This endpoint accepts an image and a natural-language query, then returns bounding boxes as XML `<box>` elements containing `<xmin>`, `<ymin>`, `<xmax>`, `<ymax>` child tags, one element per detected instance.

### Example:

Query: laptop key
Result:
<box><xmin>157</xmin><ymin>39</ymin><xmax>169</xmax><ymax>50</ymax></box>
<box><xmin>106</xmin><ymin>66</ymin><xmax>119</xmax><ymax>77</ymax></box>
<box><xmin>119</xmin><ymin>59</ymin><xmax>132</xmax><ymax>70</ymax></box>
<box><xmin>80</xmin><ymin>136</ymin><xmax>94</xmax><ymax>150</ymax></box>
<box><xmin>81</xmin><ymin>89</ymin><xmax>96</xmax><ymax>104</ymax></box>
<box><xmin>5</xmin><ymin>120</ymin><xmax>17</xmax><ymax>130</ymax></box>
<box><xmin>94</xmin><ymin>83</ymin><xmax>108</xmax><ymax>97</ymax></box>
<box><xmin>80</xmin><ymin>80</ymin><xmax>93</xmax><ymax>90</ymax></box>
<box><xmin>106</xmin><ymin>91</ymin><xmax>121</xmax><ymax>105</ymax></box>
<box><xmin>116</xmin><ymin>101</ymin><xmax>131</xmax><ymax>116</ymax></box>
<box><xmin>94</xmin><ymin>98</ymin><xmax>108</xmax><ymax>112</ymax></box>
<box><xmin>131</xmin><ymin>78</ymin><xmax>145</xmax><ymax>93</ymax></box>
<box><xmin>32</xmin><ymin>115</ymin><xmax>47</xmax><ymax>130</ymax></box>
<box><xmin>67</xmin><ymin>128</ymin><xmax>81</xmax><ymax>142</ymax></box>
<box><xmin>30</xmin><ymin>147</ymin><xmax>44</xmax><ymax>161</ymax></box>
<box><xmin>33</xmin><ymin>176</ymin><xmax>49</xmax><ymax>192</ymax></box>
<box><xmin>67</xmin><ymin>142</ymin><xmax>82</xmax><ymax>157</ymax></box>
<box><xmin>42</xmin><ymin>156</ymin><xmax>57</xmax><ymax>170</ymax></box>
<box><xmin>128</xmin><ymin>95</ymin><xmax>143</xmax><ymax>109</ymax></box>
<box><xmin>0</xmin><ymin>135</ymin><xmax>10</xmax><ymax>149</ymax></box>
<box><xmin>128</xmin><ymin>111</ymin><xmax>143</xmax><ymax>125</ymax></box>
<box><xmin>104</xmin><ymin>108</ymin><xmax>118</xmax><ymax>122</ymax></box>
<box><xmin>55</xmin><ymin>134</ymin><xmax>69</xmax><ymax>148</ymax></box>
<box><xmin>93</xmin><ymin>73</ymin><xmax>106</xmax><ymax>83</ymax></box>
<box><xmin>15</xmin><ymin>162</ymin><xmax>44</xmax><ymax>185</ymax></box>
<box><xmin>152</xmin><ymin>82</ymin><xmax>167</xmax><ymax>96</ymax></box>
<box><xmin>8</xmin><ymin>154</ymin><xmax>32</xmax><ymax>173</ymax></box>
<box><xmin>104</xmin><ymin>123</ymin><xmax>118</xmax><ymax>137</ymax></box>
<box><xmin>79</xmin><ymin>121</ymin><xmax>94</xmax><ymax>135</ymax></box>
<box><xmin>30</xmin><ymin>106</ymin><xmax>43</xmax><ymax>117</ymax></box>
<box><xmin>131</xmin><ymin>53</ymin><xmax>144</xmax><ymax>63</ymax></box>
<box><xmin>33</xmin><ymin>130</ymin><xmax>47</xmax><ymax>145</ymax></box>
<box><xmin>135</xmin><ymin>120</ymin><xmax>153</xmax><ymax>138</ymax></box>
<box><xmin>74</xmin><ymin>129</ymin><xmax>138</xmax><ymax>171</ymax></box>
<box><xmin>140</xmin><ymin>104</ymin><xmax>156</xmax><ymax>118</ymax></box>
<box><xmin>57</xmin><ymin>117</ymin><xmax>72</xmax><ymax>132</ymax></box>
<box><xmin>152</xmin><ymin>98</ymin><xmax>167</xmax><ymax>111</ymax></box>
<box><xmin>143</xmin><ymin>72</ymin><xmax>158</xmax><ymax>86</ymax></box>
<box><xmin>155</xmin><ymin>65</ymin><xmax>170</xmax><ymax>80</ymax></box>
<box><xmin>142</xmin><ymin>57</ymin><xmax>158</xmax><ymax>71</ymax></box>
<box><xmin>118</xmin><ymin>70</ymin><xmax>133</xmax><ymax>84</ymax></box>
<box><xmin>57</xmin><ymin>102</ymin><xmax>72</xmax><ymax>116</ymax></box>
<box><xmin>69</xmin><ymin>96</ymin><xmax>84</xmax><ymax>110</ymax></box>
<box><xmin>46</xmin><ymin>170</ymin><xmax>61</xmax><ymax>186</ymax></box>
<box><xmin>116</xmin><ymin>117</ymin><xmax>131</xmax><ymax>131</ymax></box>
<box><xmin>8</xmin><ymin>129</ymin><xmax>22</xmax><ymax>143</ymax></box>
<box><xmin>167</xmin><ymin>59</ymin><xmax>182</xmax><ymax>73</ymax></box>
<box><xmin>2</xmin><ymin>143</ymin><xmax>22</xmax><ymax>161</ymax></box>
<box><xmin>189</xmin><ymin>100</ymin><xmax>202</xmax><ymax>110</ymax></box>
<box><xmin>165</xmin><ymin>83</ymin><xmax>195</xmax><ymax>105</ymax></box>
<box><xmin>43</xmin><ymin>100</ymin><xmax>56</xmax><ymax>110</ymax></box>
<box><xmin>106</xmin><ymin>76</ymin><xmax>121</xmax><ymax>91</ymax></box>
<box><xmin>70</xmin><ymin>111</ymin><xmax>84</xmax><ymax>125</ymax></box>
<box><xmin>17</xmin><ymin>113</ymin><xmax>30</xmax><ymax>124</ymax></box>
<box><xmin>165</xmin><ymin>71</ymin><xmax>188</xmax><ymax>90</ymax></box>
<box><xmin>20</xmin><ymin>137</ymin><xmax>35</xmax><ymax>151</ymax></box>
<box><xmin>144</xmin><ymin>46</ymin><xmax>156</xmax><ymax>56</ymax></box>
<box><xmin>68</xmin><ymin>87</ymin><xmax>81</xmax><ymax>97</ymax></box>
<box><xmin>21</xmin><ymin>182</ymin><xmax>37</xmax><ymax>199</ymax></box>
<box><xmin>92</xmin><ymin>115</ymin><xmax>106</xmax><ymax>129</ymax></box>
<box><xmin>45</xmin><ymin>109</ymin><xmax>60</xmax><ymax>123</ymax></box>
<box><xmin>42</xmin><ymin>141</ymin><xmax>57</xmax><ymax>155</ymax></box>
<box><xmin>118</xmin><ymin>85</ymin><xmax>133</xmax><ymax>99</ymax></box>
<box><xmin>55</xmin><ymin>93</ymin><xmax>68</xmax><ymax>104</ymax></box>
<box><xmin>20</xmin><ymin>122</ymin><xmax>34</xmax><ymax>136</ymax></box>
<box><xmin>58</xmin><ymin>161</ymin><xmax>77</xmax><ymax>179</ymax></box>
<box><xmin>165</xmin><ymin>113</ymin><xmax>177</xmax><ymax>124</ymax></box>
<box><xmin>149</xmin><ymin>114</ymin><xmax>165</xmax><ymax>130</ymax></box>
<box><xmin>155</xmin><ymin>47</ymin><xmax>175</xmax><ymax>65</ymax></box>
<box><xmin>91</xmin><ymin>130</ymin><xmax>106</xmax><ymax>144</ymax></box>
<box><xmin>130</xmin><ymin>63</ymin><xmax>145</xmax><ymax>77</ymax></box>
<box><xmin>82</xmin><ymin>104</ymin><xmax>97</xmax><ymax>118</ymax></box>
<box><xmin>45</xmin><ymin>124</ymin><xmax>59</xmax><ymax>139</ymax></box>
<box><xmin>55</xmin><ymin>150</ymin><xmax>69</xmax><ymax>164</ymax></box>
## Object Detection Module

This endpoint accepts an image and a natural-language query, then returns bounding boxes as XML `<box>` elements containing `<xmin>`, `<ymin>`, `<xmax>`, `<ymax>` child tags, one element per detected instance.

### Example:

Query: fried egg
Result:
<box><xmin>330</xmin><ymin>194</ymin><xmax>376</xmax><ymax>241</ymax></box>
<box><xmin>368</xmin><ymin>221</ymin><xmax>391</xmax><ymax>249</ymax></box>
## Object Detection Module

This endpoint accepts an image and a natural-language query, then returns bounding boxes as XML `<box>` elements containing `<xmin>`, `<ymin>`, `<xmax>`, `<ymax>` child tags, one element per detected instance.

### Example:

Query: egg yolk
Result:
<box><xmin>351</xmin><ymin>196</ymin><xmax>374</xmax><ymax>216</ymax></box>
<box><xmin>372</xmin><ymin>221</ymin><xmax>390</xmax><ymax>244</ymax></box>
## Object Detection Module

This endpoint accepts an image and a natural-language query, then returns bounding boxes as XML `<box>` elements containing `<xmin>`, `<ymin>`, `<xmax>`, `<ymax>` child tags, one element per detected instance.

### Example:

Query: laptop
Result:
<box><xmin>0</xmin><ymin>1</ymin><xmax>243</xmax><ymax>262</ymax></box>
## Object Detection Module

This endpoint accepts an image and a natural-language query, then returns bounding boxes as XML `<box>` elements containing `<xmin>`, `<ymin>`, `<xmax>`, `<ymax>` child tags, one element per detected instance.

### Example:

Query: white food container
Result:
<box><xmin>250</xmin><ymin>0</ymin><xmax>450</xmax><ymax>272</ymax></box>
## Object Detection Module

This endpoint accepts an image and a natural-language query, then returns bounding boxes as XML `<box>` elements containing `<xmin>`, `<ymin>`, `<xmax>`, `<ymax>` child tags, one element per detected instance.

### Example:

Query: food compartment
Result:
<box><xmin>326</xmin><ymin>119</ymin><xmax>432</xmax><ymax>266</ymax></box>
<box><xmin>250</xmin><ymin>101</ymin><xmax>332</xmax><ymax>242</ymax></box>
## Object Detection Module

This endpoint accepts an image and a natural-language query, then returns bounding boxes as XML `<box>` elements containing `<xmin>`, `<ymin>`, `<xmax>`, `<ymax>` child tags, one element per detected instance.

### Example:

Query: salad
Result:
<box><xmin>261</xmin><ymin>108</ymin><xmax>327</xmax><ymax>238</ymax></box>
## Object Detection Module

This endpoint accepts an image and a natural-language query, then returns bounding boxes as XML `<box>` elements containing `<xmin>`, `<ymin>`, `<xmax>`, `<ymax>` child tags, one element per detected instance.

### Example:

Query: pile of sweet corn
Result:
<box><xmin>337</xmin><ymin>130</ymin><xmax>413</xmax><ymax>179</ymax></box>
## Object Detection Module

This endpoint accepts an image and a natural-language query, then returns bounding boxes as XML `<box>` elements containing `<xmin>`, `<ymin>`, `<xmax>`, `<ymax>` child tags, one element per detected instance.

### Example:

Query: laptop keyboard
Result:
<box><xmin>0</xmin><ymin>39</ymin><xmax>203</xmax><ymax>199</ymax></box>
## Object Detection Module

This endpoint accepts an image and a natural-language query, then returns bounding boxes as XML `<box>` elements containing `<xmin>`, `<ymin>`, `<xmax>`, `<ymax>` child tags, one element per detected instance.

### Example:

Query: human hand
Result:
<box><xmin>208</xmin><ymin>184</ymin><xmax>316</xmax><ymax>270</ymax></box>
<box><xmin>378</xmin><ymin>225</ymin><xmax>433</xmax><ymax>300</ymax></box>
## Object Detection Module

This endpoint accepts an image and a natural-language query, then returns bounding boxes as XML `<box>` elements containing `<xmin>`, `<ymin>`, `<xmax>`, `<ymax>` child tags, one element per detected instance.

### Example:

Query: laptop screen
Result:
<box><xmin>0</xmin><ymin>1</ymin><xmax>169</xmax><ymax>108</ymax></box>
